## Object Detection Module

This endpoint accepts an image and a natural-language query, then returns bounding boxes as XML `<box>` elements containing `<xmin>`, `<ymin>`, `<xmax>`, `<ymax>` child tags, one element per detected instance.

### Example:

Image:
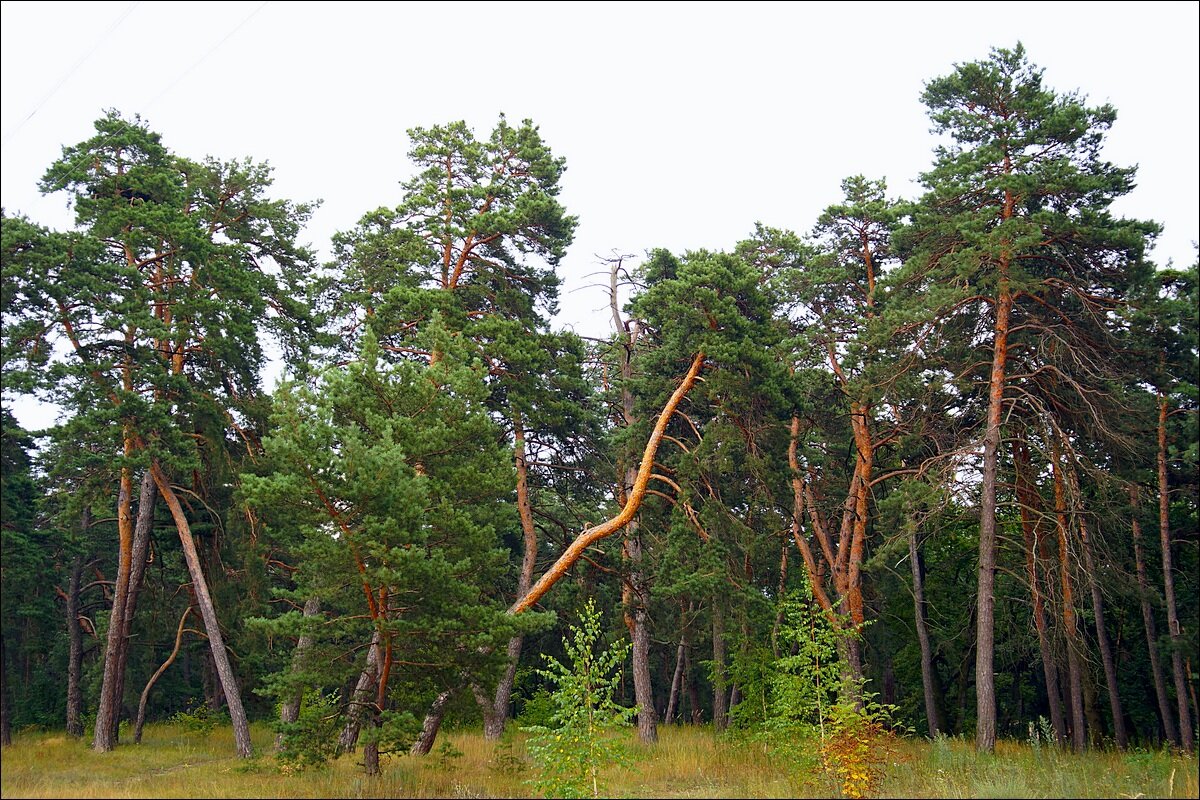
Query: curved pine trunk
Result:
<box><xmin>134</xmin><ymin>607</ymin><xmax>191</xmax><ymax>743</ymax></box>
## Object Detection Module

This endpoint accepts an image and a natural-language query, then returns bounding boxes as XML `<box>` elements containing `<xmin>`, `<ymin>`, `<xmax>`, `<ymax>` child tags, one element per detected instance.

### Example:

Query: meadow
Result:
<box><xmin>1</xmin><ymin>721</ymin><xmax>1196</xmax><ymax>798</ymax></box>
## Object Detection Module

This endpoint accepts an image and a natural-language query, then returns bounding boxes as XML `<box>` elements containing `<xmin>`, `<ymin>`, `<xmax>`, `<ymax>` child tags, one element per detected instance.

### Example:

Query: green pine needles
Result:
<box><xmin>522</xmin><ymin>599</ymin><xmax>637</xmax><ymax>799</ymax></box>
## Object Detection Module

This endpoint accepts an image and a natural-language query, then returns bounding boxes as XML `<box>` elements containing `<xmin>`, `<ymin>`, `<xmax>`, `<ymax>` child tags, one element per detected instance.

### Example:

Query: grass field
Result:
<box><xmin>1</xmin><ymin>721</ymin><xmax>1196</xmax><ymax>798</ymax></box>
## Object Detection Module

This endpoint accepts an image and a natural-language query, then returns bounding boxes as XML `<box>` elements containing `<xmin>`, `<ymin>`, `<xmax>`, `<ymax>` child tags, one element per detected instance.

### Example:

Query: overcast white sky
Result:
<box><xmin>3</xmin><ymin>1</ymin><xmax>1198</xmax><ymax>431</ymax></box>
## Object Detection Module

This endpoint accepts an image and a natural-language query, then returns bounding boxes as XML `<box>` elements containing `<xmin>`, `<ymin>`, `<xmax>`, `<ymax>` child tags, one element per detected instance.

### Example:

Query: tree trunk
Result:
<box><xmin>1013</xmin><ymin>439</ymin><xmax>1068</xmax><ymax>746</ymax></box>
<box><xmin>626</xmin><ymin>513</ymin><xmax>658</xmax><ymax>743</ymax></box>
<box><xmin>1052</xmin><ymin>450</ymin><xmax>1087</xmax><ymax>753</ymax></box>
<box><xmin>1130</xmin><ymin>486</ymin><xmax>1179</xmax><ymax>745</ymax></box>
<box><xmin>93</xmin><ymin>461</ymin><xmax>136</xmax><ymax>752</ymax></box>
<box><xmin>338</xmin><ymin>631</ymin><xmax>381</xmax><ymax>754</ymax></box>
<box><xmin>1158</xmin><ymin>393</ymin><xmax>1194</xmax><ymax>752</ymax></box>
<box><xmin>478</xmin><ymin>411</ymin><xmax>539</xmax><ymax>741</ymax></box>
<box><xmin>276</xmin><ymin>597</ymin><xmax>321</xmax><ymax>751</ymax></box>
<box><xmin>975</xmin><ymin>282</ymin><xmax>1012</xmax><ymax>754</ymax></box>
<box><xmin>664</xmin><ymin>624</ymin><xmax>687</xmax><ymax>725</ymax></box>
<box><xmin>134</xmin><ymin>606</ymin><xmax>190</xmax><ymax>743</ymax></box>
<box><xmin>909</xmin><ymin>527</ymin><xmax>941</xmax><ymax>738</ymax></box>
<box><xmin>712</xmin><ymin>600</ymin><xmax>728</xmax><ymax>732</ymax></box>
<box><xmin>151</xmin><ymin>462</ymin><xmax>252</xmax><ymax>758</ymax></box>
<box><xmin>364</xmin><ymin>717</ymin><xmax>381</xmax><ymax>776</ymax></box>
<box><xmin>410</xmin><ymin>689</ymin><xmax>452</xmax><ymax>755</ymax></box>
<box><xmin>1064</xmin><ymin>459</ymin><xmax>1126</xmax><ymax>748</ymax></box>
<box><xmin>65</xmin><ymin>548</ymin><xmax>87</xmax><ymax>738</ymax></box>
<box><xmin>110</xmin><ymin>472</ymin><xmax>157</xmax><ymax>743</ymax></box>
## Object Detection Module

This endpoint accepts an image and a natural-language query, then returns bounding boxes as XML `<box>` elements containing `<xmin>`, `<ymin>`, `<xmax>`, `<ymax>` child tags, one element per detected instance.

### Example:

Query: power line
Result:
<box><xmin>0</xmin><ymin>1</ymin><xmax>141</xmax><ymax>146</ymax></box>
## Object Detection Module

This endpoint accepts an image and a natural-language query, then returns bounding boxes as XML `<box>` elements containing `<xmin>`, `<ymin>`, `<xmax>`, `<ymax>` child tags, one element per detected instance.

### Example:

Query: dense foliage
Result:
<box><xmin>1</xmin><ymin>44</ymin><xmax>1196</xmax><ymax>780</ymax></box>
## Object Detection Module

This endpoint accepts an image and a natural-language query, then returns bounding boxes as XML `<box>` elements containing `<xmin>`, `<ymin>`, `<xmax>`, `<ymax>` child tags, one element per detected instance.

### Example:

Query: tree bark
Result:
<box><xmin>626</xmin><ymin>515</ymin><xmax>658</xmax><ymax>743</ymax></box>
<box><xmin>1012</xmin><ymin>439</ymin><xmax>1068</xmax><ymax>746</ymax></box>
<box><xmin>151</xmin><ymin>462</ymin><xmax>252</xmax><ymax>758</ymax></box>
<box><xmin>909</xmin><ymin>526</ymin><xmax>941</xmax><ymax>738</ymax></box>
<box><xmin>93</xmin><ymin>459</ymin><xmax>136</xmax><ymax>752</ymax></box>
<box><xmin>410</xmin><ymin>689</ymin><xmax>452</xmax><ymax>755</ymax></box>
<box><xmin>338</xmin><ymin>630</ymin><xmax>381</xmax><ymax>754</ymax></box>
<box><xmin>1052</xmin><ymin>448</ymin><xmax>1087</xmax><ymax>753</ymax></box>
<box><xmin>134</xmin><ymin>606</ymin><xmax>190</xmax><ymax>743</ymax></box>
<box><xmin>65</xmin><ymin>548</ymin><xmax>87</xmax><ymax>738</ymax></box>
<box><xmin>1129</xmin><ymin>486</ymin><xmax>1179</xmax><ymax>745</ymax></box>
<box><xmin>975</xmin><ymin>280</ymin><xmax>1012</xmax><ymax>754</ymax></box>
<box><xmin>110</xmin><ymin>472</ymin><xmax>157</xmax><ymax>743</ymax></box>
<box><xmin>276</xmin><ymin>596</ymin><xmax>321</xmax><ymax>751</ymax></box>
<box><xmin>1158</xmin><ymin>392</ymin><xmax>1194</xmax><ymax>752</ymax></box>
<box><xmin>712</xmin><ymin>600</ymin><xmax>728</xmax><ymax>732</ymax></box>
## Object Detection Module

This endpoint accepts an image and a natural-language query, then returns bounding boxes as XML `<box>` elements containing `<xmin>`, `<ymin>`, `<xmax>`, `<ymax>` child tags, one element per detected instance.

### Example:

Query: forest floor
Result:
<box><xmin>1</xmin><ymin>720</ymin><xmax>1196</xmax><ymax>798</ymax></box>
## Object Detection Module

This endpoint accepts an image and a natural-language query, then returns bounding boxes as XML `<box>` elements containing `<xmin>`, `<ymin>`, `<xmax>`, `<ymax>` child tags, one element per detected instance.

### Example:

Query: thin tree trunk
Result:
<box><xmin>1064</xmin><ymin>459</ymin><xmax>1126</xmax><ymax>748</ymax></box>
<box><xmin>134</xmin><ymin>606</ymin><xmax>190</xmax><ymax>743</ymax></box>
<box><xmin>1052</xmin><ymin>448</ymin><xmax>1087</xmax><ymax>753</ymax></box>
<box><xmin>712</xmin><ymin>600</ymin><xmax>728</xmax><ymax>732</ymax></box>
<box><xmin>65</xmin><ymin>549</ymin><xmax>86</xmax><ymax>738</ymax></box>
<box><xmin>1158</xmin><ymin>392</ymin><xmax>1194</xmax><ymax>752</ymax></box>
<box><xmin>151</xmin><ymin>462</ymin><xmax>252</xmax><ymax>758</ymax></box>
<box><xmin>410</xmin><ymin>689</ymin><xmax>452</xmax><ymax>755</ymax></box>
<box><xmin>110</xmin><ymin>472</ymin><xmax>156</xmax><ymax>743</ymax></box>
<box><xmin>479</xmin><ymin>411</ymin><xmax>539</xmax><ymax>740</ymax></box>
<box><xmin>664</xmin><ymin>621</ymin><xmax>687</xmax><ymax>725</ymax></box>
<box><xmin>909</xmin><ymin>526</ymin><xmax>941</xmax><ymax>738</ymax></box>
<box><xmin>276</xmin><ymin>597</ymin><xmax>321</xmax><ymax>752</ymax></box>
<box><xmin>1130</xmin><ymin>486</ymin><xmax>1179</xmax><ymax>745</ymax></box>
<box><xmin>93</xmin><ymin>460</ymin><xmax>136</xmax><ymax>752</ymax></box>
<box><xmin>338</xmin><ymin>631</ymin><xmax>381</xmax><ymax>754</ymax></box>
<box><xmin>1013</xmin><ymin>439</ymin><xmax>1069</xmax><ymax>746</ymax></box>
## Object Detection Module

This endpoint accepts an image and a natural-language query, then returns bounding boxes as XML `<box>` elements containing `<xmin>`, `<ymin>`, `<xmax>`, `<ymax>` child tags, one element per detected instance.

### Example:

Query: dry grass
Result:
<box><xmin>1</xmin><ymin>722</ymin><xmax>1196</xmax><ymax>798</ymax></box>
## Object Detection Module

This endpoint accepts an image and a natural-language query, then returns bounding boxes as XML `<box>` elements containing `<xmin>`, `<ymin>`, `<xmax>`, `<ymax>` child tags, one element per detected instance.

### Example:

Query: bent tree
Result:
<box><xmin>897</xmin><ymin>44</ymin><xmax>1158</xmax><ymax>752</ymax></box>
<box><xmin>4</xmin><ymin>111</ymin><xmax>318</xmax><ymax>756</ymax></box>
